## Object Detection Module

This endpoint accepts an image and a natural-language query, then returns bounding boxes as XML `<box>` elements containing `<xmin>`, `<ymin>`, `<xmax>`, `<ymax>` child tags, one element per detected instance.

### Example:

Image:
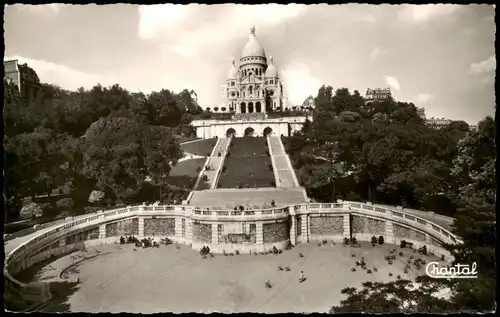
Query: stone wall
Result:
<box><xmin>430</xmin><ymin>237</ymin><xmax>443</xmax><ymax>247</ymax></box>
<box><xmin>310</xmin><ymin>216</ymin><xmax>344</xmax><ymax>235</ymax></box>
<box><xmin>263</xmin><ymin>221</ymin><xmax>288</xmax><ymax>243</ymax></box>
<box><xmin>105</xmin><ymin>218</ymin><xmax>139</xmax><ymax>237</ymax></box>
<box><xmin>366</xmin><ymin>218</ymin><xmax>386</xmax><ymax>235</ymax></box>
<box><xmin>144</xmin><ymin>218</ymin><xmax>175</xmax><ymax>236</ymax></box>
<box><xmin>193</xmin><ymin>223</ymin><xmax>212</xmax><ymax>243</ymax></box>
<box><xmin>393</xmin><ymin>223</ymin><xmax>426</xmax><ymax>242</ymax></box>
<box><xmin>352</xmin><ymin>215</ymin><xmax>366</xmax><ymax>233</ymax></box>
<box><xmin>65</xmin><ymin>226</ymin><xmax>99</xmax><ymax>245</ymax></box>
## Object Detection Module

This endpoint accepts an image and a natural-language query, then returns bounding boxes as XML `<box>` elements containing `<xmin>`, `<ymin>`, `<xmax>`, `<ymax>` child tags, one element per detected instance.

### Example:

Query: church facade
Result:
<box><xmin>221</xmin><ymin>27</ymin><xmax>286</xmax><ymax>114</ymax></box>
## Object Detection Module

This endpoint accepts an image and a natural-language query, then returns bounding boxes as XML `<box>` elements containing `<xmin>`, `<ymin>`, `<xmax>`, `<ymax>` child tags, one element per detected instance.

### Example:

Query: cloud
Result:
<box><xmin>166</xmin><ymin>44</ymin><xmax>199</xmax><ymax>57</ymax></box>
<box><xmin>369</xmin><ymin>46</ymin><xmax>389</xmax><ymax>60</ymax></box>
<box><xmin>416</xmin><ymin>93</ymin><xmax>433</xmax><ymax>104</ymax></box>
<box><xmin>281</xmin><ymin>60</ymin><xmax>322</xmax><ymax>106</ymax></box>
<box><xmin>137</xmin><ymin>4</ymin><xmax>306</xmax><ymax>51</ymax></box>
<box><xmin>384</xmin><ymin>76</ymin><xmax>401</xmax><ymax>91</ymax></box>
<box><xmin>15</xmin><ymin>4</ymin><xmax>63</xmax><ymax>15</ymax></box>
<box><xmin>398</xmin><ymin>4</ymin><xmax>461</xmax><ymax>22</ymax></box>
<box><xmin>5</xmin><ymin>55</ymin><xmax>118</xmax><ymax>91</ymax></box>
<box><xmin>470</xmin><ymin>55</ymin><xmax>496</xmax><ymax>74</ymax></box>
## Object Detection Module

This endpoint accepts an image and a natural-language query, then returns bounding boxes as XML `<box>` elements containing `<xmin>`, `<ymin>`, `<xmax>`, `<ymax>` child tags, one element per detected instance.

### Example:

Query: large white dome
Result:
<box><xmin>241</xmin><ymin>26</ymin><xmax>266</xmax><ymax>58</ymax></box>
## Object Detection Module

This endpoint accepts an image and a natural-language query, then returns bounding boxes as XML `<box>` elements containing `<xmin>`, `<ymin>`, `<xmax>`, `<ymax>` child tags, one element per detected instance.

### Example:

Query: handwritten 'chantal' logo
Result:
<box><xmin>425</xmin><ymin>262</ymin><xmax>478</xmax><ymax>279</ymax></box>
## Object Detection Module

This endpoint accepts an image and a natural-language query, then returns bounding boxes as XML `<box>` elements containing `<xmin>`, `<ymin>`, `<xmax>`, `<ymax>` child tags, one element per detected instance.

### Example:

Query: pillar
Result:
<box><xmin>257</xmin><ymin>223</ymin><xmax>264</xmax><ymax>245</ymax></box>
<box><xmin>343</xmin><ymin>213</ymin><xmax>350</xmax><ymax>239</ymax></box>
<box><xmin>99</xmin><ymin>223</ymin><xmax>106</xmax><ymax>244</ymax></box>
<box><xmin>301</xmin><ymin>215</ymin><xmax>309</xmax><ymax>242</ymax></box>
<box><xmin>290</xmin><ymin>216</ymin><xmax>297</xmax><ymax>245</ymax></box>
<box><xmin>175</xmin><ymin>218</ymin><xmax>183</xmax><ymax>238</ymax></box>
<box><xmin>385</xmin><ymin>219</ymin><xmax>394</xmax><ymax>244</ymax></box>
<box><xmin>186</xmin><ymin>219</ymin><xmax>193</xmax><ymax>245</ymax></box>
<box><xmin>138</xmin><ymin>217</ymin><xmax>144</xmax><ymax>238</ymax></box>
<box><xmin>211</xmin><ymin>223</ymin><xmax>218</xmax><ymax>245</ymax></box>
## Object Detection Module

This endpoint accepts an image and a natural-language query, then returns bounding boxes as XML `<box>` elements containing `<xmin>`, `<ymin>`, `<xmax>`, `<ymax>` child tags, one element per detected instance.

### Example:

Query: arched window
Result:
<box><xmin>249</xmin><ymin>85</ymin><xmax>253</xmax><ymax>95</ymax></box>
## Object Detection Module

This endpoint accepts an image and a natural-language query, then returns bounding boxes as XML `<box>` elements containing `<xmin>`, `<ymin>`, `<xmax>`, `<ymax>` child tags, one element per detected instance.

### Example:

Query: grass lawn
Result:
<box><xmin>167</xmin><ymin>158</ymin><xmax>206</xmax><ymax>189</ymax></box>
<box><xmin>180</xmin><ymin>139</ymin><xmax>217</xmax><ymax>157</ymax></box>
<box><xmin>33</xmin><ymin>241</ymin><xmax>442</xmax><ymax>313</ymax></box>
<box><xmin>218</xmin><ymin>156</ymin><xmax>275</xmax><ymax>188</ymax></box>
<box><xmin>218</xmin><ymin>137</ymin><xmax>275</xmax><ymax>188</ymax></box>
<box><xmin>229</xmin><ymin>137</ymin><xmax>268</xmax><ymax>156</ymax></box>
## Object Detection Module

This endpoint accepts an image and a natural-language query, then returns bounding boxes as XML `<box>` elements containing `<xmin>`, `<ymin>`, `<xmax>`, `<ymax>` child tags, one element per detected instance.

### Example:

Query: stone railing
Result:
<box><xmin>4</xmin><ymin>200</ymin><xmax>460</xmax><ymax>309</ymax></box>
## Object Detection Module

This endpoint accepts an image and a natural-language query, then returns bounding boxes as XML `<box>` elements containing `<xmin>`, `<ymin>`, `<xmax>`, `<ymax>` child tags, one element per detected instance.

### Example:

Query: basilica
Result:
<box><xmin>221</xmin><ymin>27</ymin><xmax>286</xmax><ymax>114</ymax></box>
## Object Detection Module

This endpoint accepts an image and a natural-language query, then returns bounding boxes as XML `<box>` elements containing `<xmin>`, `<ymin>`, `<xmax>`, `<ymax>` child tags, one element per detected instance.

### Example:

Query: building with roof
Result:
<box><xmin>192</xmin><ymin>26</ymin><xmax>309</xmax><ymax>139</ymax></box>
<box><xmin>365</xmin><ymin>88</ymin><xmax>392</xmax><ymax>102</ymax></box>
<box><xmin>221</xmin><ymin>26</ymin><xmax>286</xmax><ymax>114</ymax></box>
<box><xmin>4</xmin><ymin>59</ymin><xmax>42</xmax><ymax>103</ymax></box>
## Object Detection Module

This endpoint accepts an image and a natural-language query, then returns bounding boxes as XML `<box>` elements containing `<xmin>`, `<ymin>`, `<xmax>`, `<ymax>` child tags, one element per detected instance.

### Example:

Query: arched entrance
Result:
<box><xmin>226</xmin><ymin>128</ymin><xmax>236</xmax><ymax>138</ymax></box>
<box><xmin>241</xmin><ymin>102</ymin><xmax>246</xmax><ymax>113</ymax></box>
<box><xmin>244</xmin><ymin>127</ymin><xmax>255</xmax><ymax>137</ymax></box>
<box><xmin>248</xmin><ymin>102</ymin><xmax>254</xmax><ymax>113</ymax></box>
<box><xmin>263</xmin><ymin>127</ymin><xmax>273</xmax><ymax>137</ymax></box>
<box><xmin>256</xmin><ymin>102</ymin><xmax>262</xmax><ymax>113</ymax></box>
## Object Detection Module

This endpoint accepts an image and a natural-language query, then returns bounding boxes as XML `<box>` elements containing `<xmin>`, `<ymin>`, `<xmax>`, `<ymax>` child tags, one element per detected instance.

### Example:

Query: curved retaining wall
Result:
<box><xmin>4</xmin><ymin>201</ymin><xmax>460</xmax><ymax>309</ymax></box>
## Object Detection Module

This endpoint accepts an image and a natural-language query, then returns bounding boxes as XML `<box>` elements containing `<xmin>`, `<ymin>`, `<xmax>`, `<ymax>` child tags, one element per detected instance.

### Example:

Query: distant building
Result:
<box><xmin>4</xmin><ymin>59</ymin><xmax>42</xmax><ymax>102</ymax></box>
<box><xmin>426</xmin><ymin>117</ymin><xmax>452</xmax><ymax>129</ymax></box>
<box><xmin>365</xmin><ymin>88</ymin><xmax>392</xmax><ymax>102</ymax></box>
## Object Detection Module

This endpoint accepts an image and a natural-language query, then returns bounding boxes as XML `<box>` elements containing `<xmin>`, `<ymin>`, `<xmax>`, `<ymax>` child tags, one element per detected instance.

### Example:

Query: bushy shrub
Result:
<box><xmin>371</xmin><ymin>236</ymin><xmax>377</xmax><ymax>245</ymax></box>
<box><xmin>378</xmin><ymin>236</ymin><xmax>384</xmax><ymax>245</ymax></box>
<box><xmin>400</xmin><ymin>240</ymin><xmax>407</xmax><ymax>248</ymax></box>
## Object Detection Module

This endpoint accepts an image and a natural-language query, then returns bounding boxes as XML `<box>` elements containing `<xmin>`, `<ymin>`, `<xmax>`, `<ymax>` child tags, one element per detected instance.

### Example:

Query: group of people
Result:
<box><xmin>119</xmin><ymin>235</ymin><xmax>163</xmax><ymax>248</ymax></box>
<box><xmin>200</xmin><ymin>245</ymin><xmax>211</xmax><ymax>255</ymax></box>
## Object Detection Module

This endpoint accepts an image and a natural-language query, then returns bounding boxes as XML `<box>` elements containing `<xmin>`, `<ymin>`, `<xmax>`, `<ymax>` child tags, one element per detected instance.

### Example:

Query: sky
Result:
<box><xmin>4</xmin><ymin>4</ymin><xmax>496</xmax><ymax>124</ymax></box>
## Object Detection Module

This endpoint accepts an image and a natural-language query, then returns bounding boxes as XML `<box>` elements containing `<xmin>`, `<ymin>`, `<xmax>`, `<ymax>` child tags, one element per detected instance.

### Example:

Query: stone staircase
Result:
<box><xmin>268</xmin><ymin>136</ymin><xmax>300</xmax><ymax>188</ymax></box>
<box><xmin>194</xmin><ymin>137</ymin><xmax>232</xmax><ymax>190</ymax></box>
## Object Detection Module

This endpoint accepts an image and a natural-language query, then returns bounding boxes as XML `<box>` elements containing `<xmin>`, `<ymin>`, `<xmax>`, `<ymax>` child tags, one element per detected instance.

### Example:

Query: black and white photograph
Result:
<box><xmin>3</xmin><ymin>3</ymin><xmax>496</xmax><ymax>314</ymax></box>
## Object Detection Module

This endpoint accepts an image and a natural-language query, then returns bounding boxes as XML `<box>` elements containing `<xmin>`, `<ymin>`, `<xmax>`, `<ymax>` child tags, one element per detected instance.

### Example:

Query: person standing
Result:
<box><xmin>299</xmin><ymin>270</ymin><xmax>304</xmax><ymax>282</ymax></box>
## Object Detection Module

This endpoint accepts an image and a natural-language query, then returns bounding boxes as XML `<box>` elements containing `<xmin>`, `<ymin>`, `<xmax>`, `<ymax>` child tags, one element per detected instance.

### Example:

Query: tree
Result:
<box><xmin>332</xmin><ymin>116</ymin><xmax>496</xmax><ymax>313</ymax></box>
<box><xmin>214</xmin><ymin>107</ymin><xmax>219</xmax><ymax>112</ymax></box>
<box><xmin>221</xmin><ymin>107</ymin><xmax>227</xmax><ymax>112</ymax></box>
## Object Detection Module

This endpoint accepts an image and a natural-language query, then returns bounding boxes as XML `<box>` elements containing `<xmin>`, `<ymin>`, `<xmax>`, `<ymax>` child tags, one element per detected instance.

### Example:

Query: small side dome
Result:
<box><xmin>227</xmin><ymin>59</ymin><xmax>238</xmax><ymax>79</ymax></box>
<box><xmin>265</xmin><ymin>56</ymin><xmax>278</xmax><ymax>78</ymax></box>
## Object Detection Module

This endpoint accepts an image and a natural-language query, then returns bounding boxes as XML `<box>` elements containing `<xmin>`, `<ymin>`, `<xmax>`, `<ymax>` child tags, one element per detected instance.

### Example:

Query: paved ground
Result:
<box><xmin>36</xmin><ymin>241</ymin><xmax>441</xmax><ymax>313</ymax></box>
<box><xmin>188</xmin><ymin>187</ymin><xmax>307</xmax><ymax>208</ymax></box>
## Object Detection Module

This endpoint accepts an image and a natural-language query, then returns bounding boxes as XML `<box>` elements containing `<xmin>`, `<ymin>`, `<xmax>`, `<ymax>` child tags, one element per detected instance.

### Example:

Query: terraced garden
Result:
<box><xmin>180</xmin><ymin>138</ymin><xmax>217</xmax><ymax>157</ymax></box>
<box><xmin>218</xmin><ymin>137</ymin><xmax>275</xmax><ymax>188</ymax></box>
